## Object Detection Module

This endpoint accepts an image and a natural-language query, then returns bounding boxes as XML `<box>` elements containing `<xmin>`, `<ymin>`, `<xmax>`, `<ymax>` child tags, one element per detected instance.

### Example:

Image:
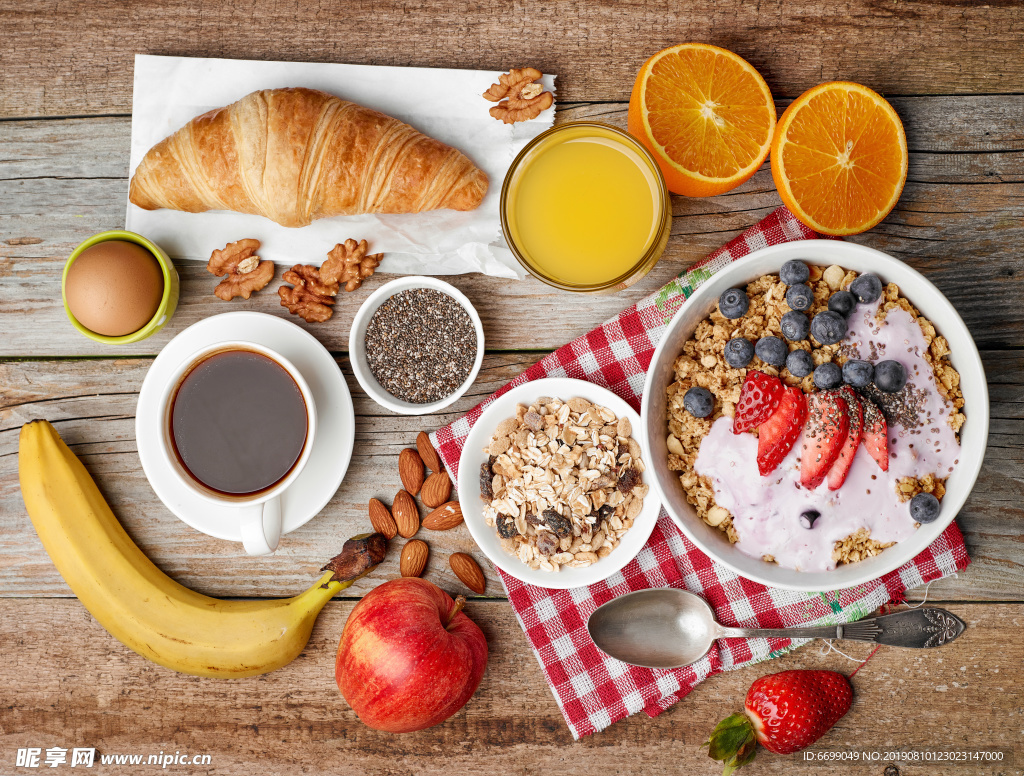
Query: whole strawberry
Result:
<box><xmin>704</xmin><ymin>669</ymin><xmax>853</xmax><ymax>773</ymax></box>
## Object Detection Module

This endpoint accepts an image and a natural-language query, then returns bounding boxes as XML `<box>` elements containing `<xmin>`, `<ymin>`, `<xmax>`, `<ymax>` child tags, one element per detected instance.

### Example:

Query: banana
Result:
<box><xmin>18</xmin><ymin>420</ymin><xmax>385</xmax><ymax>678</ymax></box>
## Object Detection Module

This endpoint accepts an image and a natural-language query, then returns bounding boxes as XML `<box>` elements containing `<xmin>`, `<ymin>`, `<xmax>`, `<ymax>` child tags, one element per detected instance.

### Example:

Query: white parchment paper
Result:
<box><xmin>125</xmin><ymin>55</ymin><xmax>557</xmax><ymax>278</ymax></box>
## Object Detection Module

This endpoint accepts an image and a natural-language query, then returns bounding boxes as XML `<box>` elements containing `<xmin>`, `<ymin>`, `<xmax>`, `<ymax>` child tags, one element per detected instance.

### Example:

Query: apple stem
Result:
<box><xmin>445</xmin><ymin>595</ymin><xmax>467</xmax><ymax>629</ymax></box>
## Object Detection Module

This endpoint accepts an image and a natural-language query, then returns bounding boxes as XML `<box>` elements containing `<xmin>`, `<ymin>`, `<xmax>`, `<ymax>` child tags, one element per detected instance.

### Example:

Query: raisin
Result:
<box><xmin>479</xmin><ymin>459</ymin><xmax>495</xmax><ymax>500</ymax></box>
<box><xmin>594</xmin><ymin>504</ymin><xmax>614</xmax><ymax>529</ymax></box>
<box><xmin>525</xmin><ymin>511</ymin><xmax>543</xmax><ymax>527</ymax></box>
<box><xmin>542</xmin><ymin>508</ymin><xmax>572</xmax><ymax>537</ymax></box>
<box><xmin>536</xmin><ymin>532</ymin><xmax>560</xmax><ymax>556</ymax></box>
<box><xmin>496</xmin><ymin>513</ymin><xmax>518</xmax><ymax>539</ymax></box>
<box><xmin>617</xmin><ymin>467</ymin><xmax>640</xmax><ymax>494</ymax></box>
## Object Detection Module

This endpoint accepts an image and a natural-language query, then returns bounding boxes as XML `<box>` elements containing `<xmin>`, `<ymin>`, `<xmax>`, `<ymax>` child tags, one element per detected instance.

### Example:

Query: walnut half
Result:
<box><xmin>278</xmin><ymin>264</ymin><xmax>337</xmax><ymax>323</ymax></box>
<box><xmin>483</xmin><ymin>67</ymin><xmax>554</xmax><ymax>124</ymax></box>
<box><xmin>321</xmin><ymin>238</ymin><xmax>382</xmax><ymax>292</ymax></box>
<box><xmin>207</xmin><ymin>238</ymin><xmax>275</xmax><ymax>301</ymax></box>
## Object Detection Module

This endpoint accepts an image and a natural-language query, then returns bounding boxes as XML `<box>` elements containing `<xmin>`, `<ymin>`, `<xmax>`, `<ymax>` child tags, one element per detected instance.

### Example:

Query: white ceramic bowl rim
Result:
<box><xmin>348</xmin><ymin>276</ymin><xmax>485</xmax><ymax>415</ymax></box>
<box><xmin>456</xmin><ymin>377</ymin><xmax>662</xmax><ymax>590</ymax></box>
<box><xmin>640</xmin><ymin>240</ymin><xmax>989</xmax><ymax>593</ymax></box>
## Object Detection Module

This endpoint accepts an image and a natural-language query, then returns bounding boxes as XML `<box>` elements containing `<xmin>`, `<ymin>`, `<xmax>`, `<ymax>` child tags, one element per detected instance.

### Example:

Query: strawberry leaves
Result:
<box><xmin>703</xmin><ymin>712</ymin><xmax>758</xmax><ymax>776</ymax></box>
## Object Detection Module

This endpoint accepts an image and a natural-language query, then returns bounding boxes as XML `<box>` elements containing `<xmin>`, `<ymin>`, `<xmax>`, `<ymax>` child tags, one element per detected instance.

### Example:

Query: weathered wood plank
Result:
<box><xmin>0</xmin><ymin>355</ymin><xmax>540</xmax><ymax>599</ymax></box>
<box><xmin>3</xmin><ymin>0</ymin><xmax>1024</xmax><ymax>118</ymax></box>
<box><xmin>2</xmin><ymin>100</ymin><xmax>1023</xmax><ymax>356</ymax></box>
<box><xmin>1</xmin><ymin>353</ymin><xmax>1020</xmax><ymax>600</ymax></box>
<box><xmin>1</xmin><ymin>599</ymin><xmax>1020</xmax><ymax>775</ymax></box>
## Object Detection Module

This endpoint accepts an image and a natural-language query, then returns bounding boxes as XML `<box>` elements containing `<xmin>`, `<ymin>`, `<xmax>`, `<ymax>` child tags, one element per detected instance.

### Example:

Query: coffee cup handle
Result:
<box><xmin>240</xmin><ymin>497</ymin><xmax>283</xmax><ymax>556</ymax></box>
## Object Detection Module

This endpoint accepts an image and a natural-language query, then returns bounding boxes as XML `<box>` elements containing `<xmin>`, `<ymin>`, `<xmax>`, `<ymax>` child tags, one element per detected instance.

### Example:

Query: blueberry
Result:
<box><xmin>780</xmin><ymin>260</ymin><xmax>810</xmax><ymax>286</ymax></box>
<box><xmin>799</xmin><ymin>509</ymin><xmax>821</xmax><ymax>529</ymax></box>
<box><xmin>755</xmin><ymin>336</ymin><xmax>788</xmax><ymax>367</ymax></box>
<box><xmin>909</xmin><ymin>492</ymin><xmax>941</xmax><ymax>524</ymax></box>
<box><xmin>828</xmin><ymin>290</ymin><xmax>857</xmax><ymax>317</ymax></box>
<box><xmin>786</xmin><ymin>349</ymin><xmax>814</xmax><ymax>378</ymax></box>
<box><xmin>785</xmin><ymin>283</ymin><xmax>814</xmax><ymax>312</ymax></box>
<box><xmin>814</xmin><ymin>362</ymin><xmax>843</xmax><ymax>390</ymax></box>
<box><xmin>874</xmin><ymin>360</ymin><xmax>907</xmax><ymax>393</ymax></box>
<box><xmin>719</xmin><ymin>288</ymin><xmax>750</xmax><ymax>319</ymax></box>
<box><xmin>842</xmin><ymin>359</ymin><xmax>874</xmax><ymax>388</ymax></box>
<box><xmin>683</xmin><ymin>386</ymin><xmax>715</xmax><ymax>418</ymax></box>
<box><xmin>781</xmin><ymin>310</ymin><xmax>810</xmax><ymax>341</ymax></box>
<box><xmin>810</xmin><ymin>310</ymin><xmax>847</xmax><ymax>345</ymax></box>
<box><xmin>850</xmin><ymin>274</ymin><xmax>883</xmax><ymax>304</ymax></box>
<box><xmin>724</xmin><ymin>337</ymin><xmax>755</xmax><ymax>368</ymax></box>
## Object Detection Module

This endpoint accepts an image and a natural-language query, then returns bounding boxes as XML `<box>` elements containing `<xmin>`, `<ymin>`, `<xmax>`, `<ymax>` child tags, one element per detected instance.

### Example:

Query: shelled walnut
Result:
<box><xmin>207</xmin><ymin>238</ymin><xmax>275</xmax><ymax>301</ymax></box>
<box><xmin>483</xmin><ymin>67</ymin><xmax>553</xmax><ymax>124</ymax></box>
<box><xmin>322</xmin><ymin>238</ymin><xmax>382</xmax><ymax>292</ymax></box>
<box><xmin>278</xmin><ymin>264</ymin><xmax>338</xmax><ymax>323</ymax></box>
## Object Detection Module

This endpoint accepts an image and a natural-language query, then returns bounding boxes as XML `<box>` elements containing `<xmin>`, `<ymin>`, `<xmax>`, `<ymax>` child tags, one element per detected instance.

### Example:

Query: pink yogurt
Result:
<box><xmin>694</xmin><ymin>299</ymin><xmax>961</xmax><ymax>572</ymax></box>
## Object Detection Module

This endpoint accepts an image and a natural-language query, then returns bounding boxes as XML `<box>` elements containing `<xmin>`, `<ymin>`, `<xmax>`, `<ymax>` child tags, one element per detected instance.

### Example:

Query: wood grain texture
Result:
<box><xmin>0</xmin><ymin>355</ymin><xmax>539</xmax><ymax>599</ymax></box>
<box><xmin>3</xmin><ymin>0</ymin><xmax>1024</xmax><ymax>118</ymax></box>
<box><xmin>1</xmin><ymin>599</ymin><xmax>1020</xmax><ymax>775</ymax></box>
<box><xmin>1</xmin><ymin>98</ymin><xmax>1023</xmax><ymax>356</ymax></box>
<box><xmin>1</xmin><ymin>353</ymin><xmax>1021</xmax><ymax>601</ymax></box>
<box><xmin>2</xmin><ymin>1</ymin><xmax>1024</xmax><ymax>762</ymax></box>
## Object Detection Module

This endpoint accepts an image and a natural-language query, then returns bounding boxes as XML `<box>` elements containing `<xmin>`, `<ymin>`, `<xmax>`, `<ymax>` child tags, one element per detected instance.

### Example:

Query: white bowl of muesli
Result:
<box><xmin>641</xmin><ymin>240</ymin><xmax>988</xmax><ymax>592</ymax></box>
<box><xmin>457</xmin><ymin>378</ymin><xmax>660</xmax><ymax>590</ymax></box>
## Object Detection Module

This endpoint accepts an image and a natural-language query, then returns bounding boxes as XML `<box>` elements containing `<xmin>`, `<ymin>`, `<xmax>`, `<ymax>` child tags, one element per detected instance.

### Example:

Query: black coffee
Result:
<box><xmin>170</xmin><ymin>350</ymin><xmax>308</xmax><ymax>496</ymax></box>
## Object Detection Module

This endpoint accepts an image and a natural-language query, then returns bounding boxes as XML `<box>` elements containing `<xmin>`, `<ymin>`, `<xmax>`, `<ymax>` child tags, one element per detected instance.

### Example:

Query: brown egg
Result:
<box><xmin>65</xmin><ymin>240</ymin><xmax>164</xmax><ymax>336</ymax></box>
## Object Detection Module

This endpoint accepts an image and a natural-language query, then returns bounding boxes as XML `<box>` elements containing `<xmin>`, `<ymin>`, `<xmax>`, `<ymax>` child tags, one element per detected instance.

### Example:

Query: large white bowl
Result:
<box><xmin>457</xmin><ymin>378</ymin><xmax>661</xmax><ymax>590</ymax></box>
<box><xmin>640</xmin><ymin>240</ymin><xmax>988</xmax><ymax>592</ymax></box>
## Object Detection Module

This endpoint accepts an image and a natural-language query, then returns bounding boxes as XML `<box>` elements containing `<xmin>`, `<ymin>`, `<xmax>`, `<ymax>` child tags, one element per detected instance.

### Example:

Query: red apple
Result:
<box><xmin>336</xmin><ymin>577</ymin><xmax>488</xmax><ymax>732</ymax></box>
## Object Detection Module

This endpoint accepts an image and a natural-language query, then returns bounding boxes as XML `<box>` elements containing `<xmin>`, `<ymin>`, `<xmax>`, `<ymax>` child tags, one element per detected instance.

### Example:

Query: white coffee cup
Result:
<box><xmin>155</xmin><ymin>341</ymin><xmax>317</xmax><ymax>555</ymax></box>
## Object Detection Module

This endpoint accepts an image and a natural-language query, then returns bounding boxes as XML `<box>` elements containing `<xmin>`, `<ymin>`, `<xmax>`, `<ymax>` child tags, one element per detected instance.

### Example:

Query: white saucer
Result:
<box><xmin>136</xmin><ymin>312</ymin><xmax>355</xmax><ymax>544</ymax></box>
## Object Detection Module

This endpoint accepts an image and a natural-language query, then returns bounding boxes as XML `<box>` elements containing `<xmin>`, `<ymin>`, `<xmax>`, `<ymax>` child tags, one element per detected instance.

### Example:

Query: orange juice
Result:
<box><xmin>502</xmin><ymin>123</ymin><xmax>671</xmax><ymax>291</ymax></box>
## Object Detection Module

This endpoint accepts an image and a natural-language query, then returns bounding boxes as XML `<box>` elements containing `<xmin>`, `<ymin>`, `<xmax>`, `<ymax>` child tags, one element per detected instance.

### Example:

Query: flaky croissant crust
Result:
<box><xmin>129</xmin><ymin>87</ymin><xmax>488</xmax><ymax>227</ymax></box>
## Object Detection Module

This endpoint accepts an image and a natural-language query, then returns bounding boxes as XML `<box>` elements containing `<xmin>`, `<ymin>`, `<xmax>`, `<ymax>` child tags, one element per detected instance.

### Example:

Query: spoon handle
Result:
<box><xmin>717</xmin><ymin>607</ymin><xmax>966</xmax><ymax>648</ymax></box>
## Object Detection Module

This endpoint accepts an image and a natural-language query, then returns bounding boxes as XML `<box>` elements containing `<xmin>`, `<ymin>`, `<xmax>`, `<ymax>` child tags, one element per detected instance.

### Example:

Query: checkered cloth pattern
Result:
<box><xmin>430</xmin><ymin>206</ymin><xmax>970</xmax><ymax>738</ymax></box>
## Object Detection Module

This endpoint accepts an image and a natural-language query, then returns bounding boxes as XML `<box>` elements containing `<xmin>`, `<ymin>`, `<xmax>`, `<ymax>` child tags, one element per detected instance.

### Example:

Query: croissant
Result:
<box><xmin>128</xmin><ymin>87</ymin><xmax>488</xmax><ymax>228</ymax></box>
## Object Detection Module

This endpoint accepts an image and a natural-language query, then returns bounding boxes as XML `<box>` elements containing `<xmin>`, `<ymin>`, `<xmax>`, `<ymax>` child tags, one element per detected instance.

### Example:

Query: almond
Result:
<box><xmin>392</xmin><ymin>489</ymin><xmax>420</xmax><ymax>538</ymax></box>
<box><xmin>400</xmin><ymin>540</ymin><xmax>429</xmax><ymax>577</ymax></box>
<box><xmin>449</xmin><ymin>552</ymin><xmax>486</xmax><ymax>595</ymax></box>
<box><xmin>399</xmin><ymin>448</ymin><xmax>425</xmax><ymax>496</ymax></box>
<box><xmin>417</xmin><ymin>431</ymin><xmax>444</xmax><ymax>472</ymax></box>
<box><xmin>420</xmin><ymin>471</ymin><xmax>452</xmax><ymax>509</ymax></box>
<box><xmin>422</xmin><ymin>501</ymin><xmax>463</xmax><ymax>531</ymax></box>
<box><xmin>368</xmin><ymin>497</ymin><xmax>397</xmax><ymax>539</ymax></box>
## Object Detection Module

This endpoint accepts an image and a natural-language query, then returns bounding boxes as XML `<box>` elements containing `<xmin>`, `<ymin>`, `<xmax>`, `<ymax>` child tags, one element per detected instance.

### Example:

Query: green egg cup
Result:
<box><xmin>62</xmin><ymin>230</ymin><xmax>180</xmax><ymax>345</ymax></box>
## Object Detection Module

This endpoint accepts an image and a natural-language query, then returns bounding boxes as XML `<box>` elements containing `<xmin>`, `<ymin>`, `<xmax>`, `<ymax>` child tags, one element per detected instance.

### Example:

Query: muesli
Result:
<box><xmin>666</xmin><ymin>261</ymin><xmax>965</xmax><ymax>572</ymax></box>
<box><xmin>480</xmin><ymin>397</ymin><xmax>647</xmax><ymax>572</ymax></box>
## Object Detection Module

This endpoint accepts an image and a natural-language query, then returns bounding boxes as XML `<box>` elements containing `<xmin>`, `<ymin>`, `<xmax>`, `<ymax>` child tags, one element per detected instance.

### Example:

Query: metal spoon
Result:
<box><xmin>587</xmin><ymin>588</ymin><xmax>966</xmax><ymax>669</ymax></box>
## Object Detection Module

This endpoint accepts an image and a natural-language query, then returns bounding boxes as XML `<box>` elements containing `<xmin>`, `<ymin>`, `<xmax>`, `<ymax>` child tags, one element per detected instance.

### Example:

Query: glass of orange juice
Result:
<box><xmin>501</xmin><ymin>122</ymin><xmax>672</xmax><ymax>293</ymax></box>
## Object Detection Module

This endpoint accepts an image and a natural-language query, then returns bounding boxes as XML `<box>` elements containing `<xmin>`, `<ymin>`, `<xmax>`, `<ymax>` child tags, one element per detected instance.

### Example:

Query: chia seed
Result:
<box><xmin>364</xmin><ymin>288</ymin><xmax>477</xmax><ymax>404</ymax></box>
<box><xmin>860</xmin><ymin>381</ymin><xmax>927</xmax><ymax>430</ymax></box>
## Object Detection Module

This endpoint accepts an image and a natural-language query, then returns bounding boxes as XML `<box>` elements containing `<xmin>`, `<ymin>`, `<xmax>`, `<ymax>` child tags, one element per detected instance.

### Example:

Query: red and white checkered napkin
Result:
<box><xmin>430</xmin><ymin>206</ymin><xmax>971</xmax><ymax>738</ymax></box>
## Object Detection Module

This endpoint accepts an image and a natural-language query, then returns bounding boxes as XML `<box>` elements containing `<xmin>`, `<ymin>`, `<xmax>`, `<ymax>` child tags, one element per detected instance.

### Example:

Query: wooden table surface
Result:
<box><xmin>2</xmin><ymin>2</ymin><xmax>1022</xmax><ymax>775</ymax></box>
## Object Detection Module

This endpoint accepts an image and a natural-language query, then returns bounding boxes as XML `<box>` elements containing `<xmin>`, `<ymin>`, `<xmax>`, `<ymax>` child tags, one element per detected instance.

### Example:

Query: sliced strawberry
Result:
<box><xmin>799</xmin><ymin>391</ymin><xmax>849</xmax><ymax>490</ymax></box>
<box><xmin>756</xmin><ymin>387</ymin><xmax>808</xmax><ymax>476</ymax></box>
<box><xmin>732</xmin><ymin>371</ymin><xmax>783</xmax><ymax>435</ymax></box>
<box><xmin>827</xmin><ymin>387</ymin><xmax>864</xmax><ymax>490</ymax></box>
<box><xmin>861</xmin><ymin>397</ymin><xmax>889</xmax><ymax>472</ymax></box>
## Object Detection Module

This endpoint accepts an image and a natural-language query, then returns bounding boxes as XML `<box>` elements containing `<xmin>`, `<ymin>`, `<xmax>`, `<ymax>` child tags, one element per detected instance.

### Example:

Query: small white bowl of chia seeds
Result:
<box><xmin>349</xmin><ymin>276</ymin><xmax>485</xmax><ymax>415</ymax></box>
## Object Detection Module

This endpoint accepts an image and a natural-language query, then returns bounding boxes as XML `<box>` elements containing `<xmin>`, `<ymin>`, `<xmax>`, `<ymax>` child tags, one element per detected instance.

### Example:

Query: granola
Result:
<box><xmin>666</xmin><ymin>263</ymin><xmax>965</xmax><ymax>569</ymax></box>
<box><xmin>481</xmin><ymin>397</ymin><xmax>647</xmax><ymax>572</ymax></box>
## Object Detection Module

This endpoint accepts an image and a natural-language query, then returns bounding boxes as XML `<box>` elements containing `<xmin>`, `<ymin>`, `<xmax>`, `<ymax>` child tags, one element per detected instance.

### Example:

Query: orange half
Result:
<box><xmin>628</xmin><ymin>43</ymin><xmax>776</xmax><ymax>197</ymax></box>
<box><xmin>771</xmin><ymin>81</ymin><xmax>908</xmax><ymax>236</ymax></box>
